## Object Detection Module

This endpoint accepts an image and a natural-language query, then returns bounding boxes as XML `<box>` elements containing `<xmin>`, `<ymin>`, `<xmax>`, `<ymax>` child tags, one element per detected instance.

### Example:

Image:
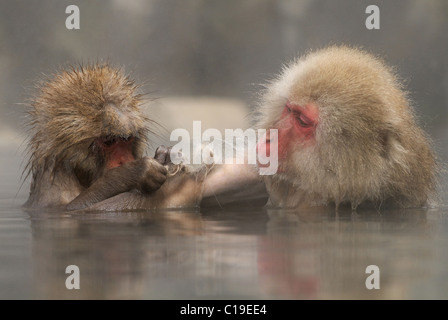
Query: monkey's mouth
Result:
<box><xmin>97</xmin><ymin>135</ymin><xmax>136</xmax><ymax>169</ymax></box>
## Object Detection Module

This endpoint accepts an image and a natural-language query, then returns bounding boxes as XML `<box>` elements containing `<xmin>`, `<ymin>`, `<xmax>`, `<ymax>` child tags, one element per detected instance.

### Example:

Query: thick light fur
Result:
<box><xmin>254</xmin><ymin>46</ymin><xmax>437</xmax><ymax>209</ymax></box>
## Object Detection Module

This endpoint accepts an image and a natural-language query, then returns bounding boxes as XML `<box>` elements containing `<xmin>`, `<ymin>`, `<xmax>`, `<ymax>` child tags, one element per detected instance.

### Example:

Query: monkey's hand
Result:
<box><xmin>154</xmin><ymin>145</ymin><xmax>172</xmax><ymax>165</ymax></box>
<box><xmin>137</xmin><ymin>157</ymin><xmax>168</xmax><ymax>194</ymax></box>
<box><xmin>66</xmin><ymin>156</ymin><xmax>167</xmax><ymax>211</ymax></box>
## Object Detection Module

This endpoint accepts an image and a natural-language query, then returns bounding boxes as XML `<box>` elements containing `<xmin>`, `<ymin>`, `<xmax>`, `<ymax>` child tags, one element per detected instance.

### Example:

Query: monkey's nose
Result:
<box><xmin>264</xmin><ymin>132</ymin><xmax>271</xmax><ymax>143</ymax></box>
<box><xmin>102</xmin><ymin>103</ymin><xmax>135</xmax><ymax>136</ymax></box>
<box><xmin>257</xmin><ymin>132</ymin><xmax>268</xmax><ymax>154</ymax></box>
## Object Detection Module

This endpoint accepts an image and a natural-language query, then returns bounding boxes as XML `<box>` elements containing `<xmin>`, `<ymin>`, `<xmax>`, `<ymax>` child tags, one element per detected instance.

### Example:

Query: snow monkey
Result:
<box><xmin>202</xmin><ymin>46</ymin><xmax>438</xmax><ymax>210</ymax></box>
<box><xmin>24</xmin><ymin>64</ymin><xmax>205</xmax><ymax>211</ymax></box>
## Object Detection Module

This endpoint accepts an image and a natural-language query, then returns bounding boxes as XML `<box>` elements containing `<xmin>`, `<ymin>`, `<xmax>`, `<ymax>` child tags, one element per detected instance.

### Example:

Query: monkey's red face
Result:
<box><xmin>278</xmin><ymin>102</ymin><xmax>318</xmax><ymax>154</ymax></box>
<box><xmin>259</xmin><ymin>102</ymin><xmax>318</xmax><ymax>163</ymax></box>
<box><xmin>98</xmin><ymin>136</ymin><xmax>136</xmax><ymax>169</ymax></box>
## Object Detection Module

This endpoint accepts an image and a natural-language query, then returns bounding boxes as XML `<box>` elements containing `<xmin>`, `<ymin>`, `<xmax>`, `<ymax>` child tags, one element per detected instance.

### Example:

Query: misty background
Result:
<box><xmin>0</xmin><ymin>0</ymin><xmax>447</xmax><ymax>199</ymax></box>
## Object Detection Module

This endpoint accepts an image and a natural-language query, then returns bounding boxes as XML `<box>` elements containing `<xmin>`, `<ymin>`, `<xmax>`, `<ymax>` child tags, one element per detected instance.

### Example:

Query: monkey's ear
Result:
<box><xmin>380</xmin><ymin>130</ymin><xmax>408</xmax><ymax>168</ymax></box>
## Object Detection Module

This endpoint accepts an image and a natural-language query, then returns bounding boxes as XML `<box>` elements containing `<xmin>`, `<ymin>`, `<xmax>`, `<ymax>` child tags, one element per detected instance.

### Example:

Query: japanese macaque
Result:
<box><xmin>253</xmin><ymin>46</ymin><xmax>437</xmax><ymax>209</ymax></box>
<box><xmin>202</xmin><ymin>46</ymin><xmax>438</xmax><ymax>210</ymax></box>
<box><xmin>24</xmin><ymin>64</ymin><xmax>205</xmax><ymax>211</ymax></box>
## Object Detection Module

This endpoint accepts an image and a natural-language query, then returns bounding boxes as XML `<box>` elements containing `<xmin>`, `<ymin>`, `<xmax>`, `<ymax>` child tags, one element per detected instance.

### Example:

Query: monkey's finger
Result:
<box><xmin>151</xmin><ymin>171</ymin><xmax>167</xmax><ymax>184</ymax></box>
<box><xmin>144</xmin><ymin>157</ymin><xmax>168</xmax><ymax>175</ymax></box>
<box><xmin>154</xmin><ymin>145</ymin><xmax>169</xmax><ymax>164</ymax></box>
<box><xmin>164</xmin><ymin>146</ymin><xmax>172</xmax><ymax>164</ymax></box>
<box><xmin>142</xmin><ymin>173</ymin><xmax>167</xmax><ymax>193</ymax></box>
<box><xmin>155</xmin><ymin>162</ymin><xmax>168</xmax><ymax>175</ymax></box>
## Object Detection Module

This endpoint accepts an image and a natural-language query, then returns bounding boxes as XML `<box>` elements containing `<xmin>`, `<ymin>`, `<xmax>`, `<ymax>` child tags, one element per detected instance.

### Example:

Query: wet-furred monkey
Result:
<box><xmin>203</xmin><ymin>46</ymin><xmax>438</xmax><ymax>210</ymax></box>
<box><xmin>24</xmin><ymin>64</ymin><xmax>205</xmax><ymax>211</ymax></box>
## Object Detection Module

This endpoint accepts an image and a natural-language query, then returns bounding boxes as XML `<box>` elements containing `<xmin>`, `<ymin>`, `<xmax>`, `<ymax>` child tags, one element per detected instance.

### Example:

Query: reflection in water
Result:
<box><xmin>30</xmin><ymin>210</ymin><xmax>205</xmax><ymax>299</ymax></box>
<box><xmin>16</xmin><ymin>203</ymin><xmax>447</xmax><ymax>299</ymax></box>
<box><xmin>261</xmin><ymin>208</ymin><xmax>436</xmax><ymax>299</ymax></box>
<box><xmin>29</xmin><ymin>209</ymin><xmax>264</xmax><ymax>299</ymax></box>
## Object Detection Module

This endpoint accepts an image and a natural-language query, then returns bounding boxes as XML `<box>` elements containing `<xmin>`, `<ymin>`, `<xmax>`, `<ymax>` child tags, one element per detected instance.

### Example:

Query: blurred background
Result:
<box><xmin>0</xmin><ymin>0</ymin><xmax>447</xmax><ymax>197</ymax></box>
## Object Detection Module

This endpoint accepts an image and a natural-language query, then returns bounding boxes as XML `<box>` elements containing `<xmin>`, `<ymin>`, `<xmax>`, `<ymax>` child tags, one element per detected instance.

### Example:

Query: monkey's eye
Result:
<box><xmin>296</xmin><ymin>114</ymin><xmax>313</xmax><ymax>128</ymax></box>
<box><xmin>286</xmin><ymin>106</ymin><xmax>292</xmax><ymax>113</ymax></box>
<box><xmin>103</xmin><ymin>137</ymin><xmax>117</xmax><ymax>146</ymax></box>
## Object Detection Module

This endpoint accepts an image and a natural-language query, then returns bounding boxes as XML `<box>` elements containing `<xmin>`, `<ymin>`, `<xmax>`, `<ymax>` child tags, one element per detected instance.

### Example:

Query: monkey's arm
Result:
<box><xmin>201</xmin><ymin>163</ymin><xmax>269</xmax><ymax>208</ymax></box>
<box><xmin>66</xmin><ymin>157</ymin><xmax>167</xmax><ymax>211</ymax></box>
<box><xmin>155</xmin><ymin>145</ymin><xmax>268</xmax><ymax>208</ymax></box>
<box><xmin>24</xmin><ymin>169</ymin><xmax>84</xmax><ymax>208</ymax></box>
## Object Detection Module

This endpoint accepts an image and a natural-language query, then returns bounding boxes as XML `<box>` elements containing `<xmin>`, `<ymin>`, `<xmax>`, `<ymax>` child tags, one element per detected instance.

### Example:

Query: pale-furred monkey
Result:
<box><xmin>202</xmin><ymin>46</ymin><xmax>438</xmax><ymax>210</ymax></box>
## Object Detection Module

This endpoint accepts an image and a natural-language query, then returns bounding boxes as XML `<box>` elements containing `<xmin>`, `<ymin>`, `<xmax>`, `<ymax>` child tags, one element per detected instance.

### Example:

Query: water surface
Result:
<box><xmin>1</xmin><ymin>196</ymin><xmax>448</xmax><ymax>299</ymax></box>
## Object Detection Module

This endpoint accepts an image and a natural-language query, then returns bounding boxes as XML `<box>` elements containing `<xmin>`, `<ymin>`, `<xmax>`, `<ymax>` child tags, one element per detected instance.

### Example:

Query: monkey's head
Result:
<box><xmin>27</xmin><ymin>64</ymin><xmax>151</xmax><ymax>187</ymax></box>
<box><xmin>256</xmin><ymin>46</ymin><xmax>436</xmax><ymax>208</ymax></box>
